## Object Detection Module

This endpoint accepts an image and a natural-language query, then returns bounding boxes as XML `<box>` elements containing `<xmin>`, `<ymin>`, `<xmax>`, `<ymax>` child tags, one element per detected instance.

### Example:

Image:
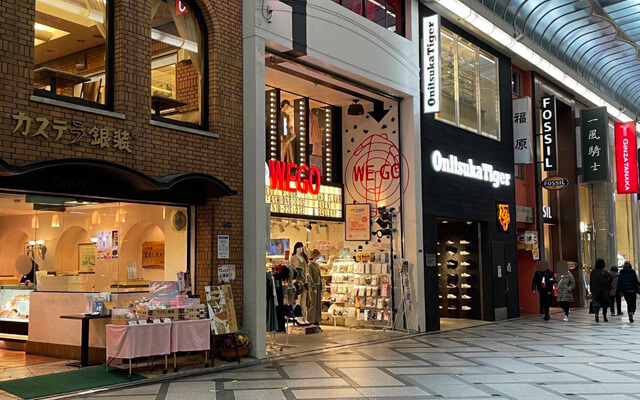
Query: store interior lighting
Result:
<box><xmin>432</xmin><ymin>0</ymin><xmax>638</xmax><ymax>128</ymax></box>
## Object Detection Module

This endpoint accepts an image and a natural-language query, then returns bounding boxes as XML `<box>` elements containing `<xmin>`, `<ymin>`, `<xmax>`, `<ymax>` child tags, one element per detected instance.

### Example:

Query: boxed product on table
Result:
<box><xmin>178</xmin><ymin>304</ymin><xmax>207</xmax><ymax>320</ymax></box>
<box><xmin>148</xmin><ymin>307</ymin><xmax>179</xmax><ymax>321</ymax></box>
<box><xmin>111</xmin><ymin>308</ymin><xmax>137</xmax><ymax>325</ymax></box>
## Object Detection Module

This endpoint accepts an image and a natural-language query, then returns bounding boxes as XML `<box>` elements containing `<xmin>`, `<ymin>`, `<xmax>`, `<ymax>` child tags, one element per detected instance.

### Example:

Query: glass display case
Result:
<box><xmin>0</xmin><ymin>286</ymin><xmax>33</xmax><ymax>339</ymax></box>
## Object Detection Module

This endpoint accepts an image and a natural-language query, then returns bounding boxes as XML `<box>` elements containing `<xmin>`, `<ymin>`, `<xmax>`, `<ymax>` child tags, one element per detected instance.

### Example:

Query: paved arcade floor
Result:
<box><xmin>71</xmin><ymin>306</ymin><xmax>640</xmax><ymax>400</ymax></box>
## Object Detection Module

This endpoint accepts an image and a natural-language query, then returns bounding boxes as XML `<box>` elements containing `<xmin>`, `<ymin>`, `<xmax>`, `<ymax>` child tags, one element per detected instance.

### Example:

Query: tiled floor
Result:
<box><xmin>67</xmin><ymin>304</ymin><xmax>640</xmax><ymax>400</ymax></box>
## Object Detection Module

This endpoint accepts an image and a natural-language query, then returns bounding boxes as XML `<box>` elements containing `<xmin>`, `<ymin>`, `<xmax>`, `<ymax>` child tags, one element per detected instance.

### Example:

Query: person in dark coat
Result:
<box><xmin>609</xmin><ymin>266</ymin><xmax>622</xmax><ymax>316</ymax></box>
<box><xmin>590</xmin><ymin>258</ymin><xmax>613</xmax><ymax>323</ymax></box>
<box><xmin>532</xmin><ymin>260</ymin><xmax>555</xmax><ymax>321</ymax></box>
<box><xmin>616</xmin><ymin>261</ymin><xmax>639</xmax><ymax>323</ymax></box>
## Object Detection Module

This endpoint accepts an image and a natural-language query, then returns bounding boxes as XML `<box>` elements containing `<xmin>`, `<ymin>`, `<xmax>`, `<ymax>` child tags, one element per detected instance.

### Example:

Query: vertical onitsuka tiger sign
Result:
<box><xmin>615</xmin><ymin>122</ymin><xmax>638</xmax><ymax>194</ymax></box>
<box><xmin>422</xmin><ymin>15</ymin><xmax>440</xmax><ymax>114</ymax></box>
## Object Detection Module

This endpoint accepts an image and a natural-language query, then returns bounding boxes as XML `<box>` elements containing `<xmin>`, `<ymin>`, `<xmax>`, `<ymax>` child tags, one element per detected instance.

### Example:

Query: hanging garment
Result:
<box><xmin>309</xmin><ymin>112</ymin><xmax>324</xmax><ymax>156</ymax></box>
<box><xmin>273</xmin><ymin>272</ymin><xmax>286</xmax><ymax>332</ymax></box>
<box><xmin>266</xmin><ymin>273</ymin><xmax>279</xmax><ymax>332</ymax></box>
<box><xmin>307</xmin><ymin>261</ymin><xmax>323</xmax><ymax>325</ymax></box>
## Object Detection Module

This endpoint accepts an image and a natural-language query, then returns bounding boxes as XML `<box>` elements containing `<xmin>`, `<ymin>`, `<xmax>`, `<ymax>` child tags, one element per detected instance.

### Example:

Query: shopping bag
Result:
<box><xmin>589</xmin><ymin>301</ymin><xmax>598</xmax><ymax>314</ymax></box>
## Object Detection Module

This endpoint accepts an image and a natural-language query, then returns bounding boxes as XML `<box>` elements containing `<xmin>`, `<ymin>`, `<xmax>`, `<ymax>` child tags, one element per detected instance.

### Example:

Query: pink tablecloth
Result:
<box><xmin>170</xmin><ymin>319</ymin><xmax>211</xmax><ymax>353</ymax></box>
<box><xmin>106</xmin><ymin>323</ymin><xmax>171</xmax><ymax>359</ymax></box>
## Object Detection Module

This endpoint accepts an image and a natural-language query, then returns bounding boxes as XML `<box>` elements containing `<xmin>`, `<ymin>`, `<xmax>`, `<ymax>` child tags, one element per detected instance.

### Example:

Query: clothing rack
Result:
<box><xmin>266</xmin><ymin>264</ymin><xmax>296</xmax><ymax>353</ymax></box>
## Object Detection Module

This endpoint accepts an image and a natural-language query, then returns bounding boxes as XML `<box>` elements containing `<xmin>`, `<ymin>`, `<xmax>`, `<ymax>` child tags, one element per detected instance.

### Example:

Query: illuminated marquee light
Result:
<box><xmin>266</xmin><ymin>185</ymin><xmax>343</xmax><ymax>219</ymax></box>
<box><xmin>431</xmin><ymin>150</ymin><xmax>511</xmax><ymax>188</ymax></box>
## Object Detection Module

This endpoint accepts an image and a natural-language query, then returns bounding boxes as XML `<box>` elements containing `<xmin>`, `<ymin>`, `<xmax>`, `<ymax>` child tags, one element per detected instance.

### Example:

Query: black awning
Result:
<box><xmin>0</xmin><ymin>158</ymin><xmax>236</xmax><ymax>205</ymax></box>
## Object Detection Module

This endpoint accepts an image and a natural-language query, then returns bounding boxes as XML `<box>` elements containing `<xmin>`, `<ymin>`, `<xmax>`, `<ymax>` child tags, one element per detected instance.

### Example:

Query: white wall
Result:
<box><xmin>244</xmin><ymin>0</ymin><xmax>425</xmax><ymax>356</ymax></box>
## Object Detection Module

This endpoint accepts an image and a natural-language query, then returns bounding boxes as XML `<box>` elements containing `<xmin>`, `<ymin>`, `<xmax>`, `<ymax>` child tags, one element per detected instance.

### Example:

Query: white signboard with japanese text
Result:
<box><xmin>513</xmin><ymin>97</ymin><xmax>533</xmax><ymax>164</ymax></box>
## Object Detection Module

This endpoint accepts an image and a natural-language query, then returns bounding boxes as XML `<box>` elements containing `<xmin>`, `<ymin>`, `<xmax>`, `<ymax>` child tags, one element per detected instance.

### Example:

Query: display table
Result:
<box><xmin>106</xmin><ymin>323</ymin><xmax>171</xmax><ymax>377</ymax></box>
<box><xmin>60</xmin><ymin>314</ymin><xmax>111</xmax><ymax>367</ymax></box>
<box><xmin>170</xmin><ymin>319</ymin><xmax>211</xmax><ymax>371</ymax></box>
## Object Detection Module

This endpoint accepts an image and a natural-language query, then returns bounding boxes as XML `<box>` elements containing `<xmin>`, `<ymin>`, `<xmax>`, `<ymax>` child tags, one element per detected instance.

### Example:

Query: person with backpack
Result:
<box><xmin>616</xmin><ymin>261</ymin><xmax>639</xmax><ymax>323</ymax></box>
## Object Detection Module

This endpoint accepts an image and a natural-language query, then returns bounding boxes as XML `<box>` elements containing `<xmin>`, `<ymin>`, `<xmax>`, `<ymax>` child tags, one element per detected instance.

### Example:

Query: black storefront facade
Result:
<box><xmin>420</xmin><ymin>5</ymin><xmax>519</xmax><ymax>331</ymax></box>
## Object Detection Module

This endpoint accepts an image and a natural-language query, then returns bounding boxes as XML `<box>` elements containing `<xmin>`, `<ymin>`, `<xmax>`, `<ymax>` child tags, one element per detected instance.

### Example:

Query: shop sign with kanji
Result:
<box><xmin>11</xmin><ymin>111</ymin><xmax>138</xmax><ymax>154</ymax></box>
<box><xmin>580</xmin><ymin>107</ymin><xmax>609</xmax><ymax>182</ymax></box>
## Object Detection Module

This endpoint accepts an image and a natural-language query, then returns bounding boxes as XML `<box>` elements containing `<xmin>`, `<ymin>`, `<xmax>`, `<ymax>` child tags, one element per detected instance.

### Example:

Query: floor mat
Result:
<box><xmin>0</xmin><ymin>366</ymin><xmax>145</xmax><ymax>399</ymax></box>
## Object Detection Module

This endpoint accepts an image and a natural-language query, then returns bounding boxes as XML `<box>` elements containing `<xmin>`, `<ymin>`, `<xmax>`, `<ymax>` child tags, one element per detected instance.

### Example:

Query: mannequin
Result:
<box><xmin>280</xmin><ymin>100</ymin><xmax>296</xmax><ymax>163</ymax></box>
<box><xmin>290</xmin><ymin>242</ymin><xmax>310</xmax><ymax>325</ymax></box>
<box><xmin>307</xmin><ymin>249</ymin><xmax>324</xmax><ymax>327</ymax></box>
<box><xmin>309</xmin><ymin>109</ymin><xmax>324</xmax><ymax>156</ymax></box>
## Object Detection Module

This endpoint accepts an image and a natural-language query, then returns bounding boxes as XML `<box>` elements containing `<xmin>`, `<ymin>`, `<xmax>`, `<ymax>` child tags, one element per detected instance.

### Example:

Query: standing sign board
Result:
<box><xmin>541</xmin><ymin>96</ymin><xmax>558</xmax><ymax>171</ymax></box>
<box><xmin>581</xmin><ymin>107</ymin><xmax>609</xmax><ymax>182</ymax></box>
<box><xmin>513</xmin><ymin>97</ymin><xmax>533</xmax><ymax>164</ymax></box>
<box><xmin>614</xmin><ymin>122</ymin><xmax>638</xmax><ymax>194</ymax></box>
<box><xmin>422</xmin><ymin>15</ymin><xmax>440</xmax><ymax>114</ymax></box>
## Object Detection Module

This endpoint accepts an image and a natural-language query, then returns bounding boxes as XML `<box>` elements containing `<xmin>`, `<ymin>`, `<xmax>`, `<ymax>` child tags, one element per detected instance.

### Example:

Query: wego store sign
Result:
<box><xmin>265</xmin><ymin>160</ymin><xmax>342</xmax><ymax>219</ymax></box>
<box><xmin>431</xmin><ymin>150</ymin><xmax>511</xmax><ymax>188</ymax></box>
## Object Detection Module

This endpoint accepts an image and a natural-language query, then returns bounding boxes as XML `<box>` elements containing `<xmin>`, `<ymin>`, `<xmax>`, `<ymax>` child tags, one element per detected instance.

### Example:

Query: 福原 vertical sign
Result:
<box><xmin>422</xmin><ymin>14</ymin><xmax>440</xmax><ymax>114</ymax></box>
<box><xmin>513</xmin><ymin>97</ymin><xmax>532</xmax><ymax>164</ymax></box>
<box><xmin>614</xmin><ymin>122</ymin><xmax>638</xmax><ymax>193</ymax></box>
<box><xmin>581</xmin><ymin>107</ymin><xmax>609</xmax><ymax>182</ymax></box>
<box><xmin>541</xmin><ymin>96</ymin><xmax>557</xmax><ymax>170</ymax></box>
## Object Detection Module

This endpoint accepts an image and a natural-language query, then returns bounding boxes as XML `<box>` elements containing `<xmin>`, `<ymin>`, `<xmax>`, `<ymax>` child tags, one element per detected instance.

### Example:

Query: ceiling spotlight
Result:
<box><xmin>375</xmin><ymin>217</ymin><xmax>389</xmax><ymax>229</ymax></box>
<box><xmin>348</xmin><ymin>99</ymin><xmax>364</xmax><ymax>116</ymax></box>
<box><xmin>306</xmin><ymin>223</ymin><xmax>312</xmax><ymax>232</ymax></box>
<box><xmin>376</xmin><ymin>228</ymin><xmax>392</xmax><ymax>238</ymax></box>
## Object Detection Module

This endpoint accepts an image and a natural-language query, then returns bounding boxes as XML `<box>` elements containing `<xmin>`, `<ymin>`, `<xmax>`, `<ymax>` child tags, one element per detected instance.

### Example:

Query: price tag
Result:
<box><xmin>122</xmin><ymin>300</ymin><xmax>133</xmax><ymax>307</ymax></box>
<box><xmin>153</xmin><ymin>319</ymin><xmax>162</xmax><ymax>324</ymax></box>
<box><xmin>163</xmin><ymin>318</ymin><xmax>172</xmax><ymax>323</ymax></box>
<box><xmin>127</xmin><ymin>320</ymin><xmax>137</xmax><ymax>326</ymax></box>
<box><xmin>138</xmin><ymin>320</ymin><xmax>147</xmax><ymax>325</ymax></box>
<box><xmin>104</xmin><ymin>302</ymin><xmax>116</xmax><ymax>310</ymax></box>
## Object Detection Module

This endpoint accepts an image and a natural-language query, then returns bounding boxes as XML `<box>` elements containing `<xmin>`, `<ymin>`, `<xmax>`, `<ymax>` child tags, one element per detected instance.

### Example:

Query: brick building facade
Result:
<box><xmin>0</xmin><ymin>0</ymin><xmax>244</xmax><ymax>320</ymax></box>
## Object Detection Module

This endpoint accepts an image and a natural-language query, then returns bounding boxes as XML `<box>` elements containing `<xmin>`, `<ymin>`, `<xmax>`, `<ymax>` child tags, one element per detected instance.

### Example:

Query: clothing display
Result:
<box><xmin>266</xmin><ymin>272</ymin><xmax>279</xmax><ymax>332</ymax></box>
<box><xmin>309</xmin><ymin>111</ymin><xmax>324</xmax><ymax>156</ymax></box>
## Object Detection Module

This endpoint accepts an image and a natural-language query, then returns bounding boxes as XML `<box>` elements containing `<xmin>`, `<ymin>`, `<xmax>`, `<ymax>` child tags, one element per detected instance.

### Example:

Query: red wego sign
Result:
<box><xmin>615</xmin><ymin>122</ymin><xmax>638</xmax><ymax>194</ymax></box>
<box><xmin>176</xmin><ymin>0</ymin><xmax>188</xmax><ymax>15</ymax></box>
<box><xmin>268</xmin><ymin>160</ymin><xmax>322</xmax><ymax>195</ymax></box>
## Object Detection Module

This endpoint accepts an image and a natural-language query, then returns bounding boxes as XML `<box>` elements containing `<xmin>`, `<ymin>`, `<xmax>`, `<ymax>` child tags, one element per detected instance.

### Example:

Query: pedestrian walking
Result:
<box><xmin>609</xmin><ymin>266</ymin><xmax>623</xmax><ymax>316</ymax></box>
<box><xmin>532</xmin><ymin>260</ymin><xmax>555</xmax><ymax>321</ymax></box>
<box><xmin>556</xmin><ymin>260</ymin><xmax>575</xmax><ymax>322</ymax></box>
<box><xmin>590</xmin><ymin>258</ymin><xmax>612</xmax><ymax>323</ymax></box>
<box><xmin>616</xmin><ymin>261</ymin><xmax>639</xmax><ymax>323</ymax></box>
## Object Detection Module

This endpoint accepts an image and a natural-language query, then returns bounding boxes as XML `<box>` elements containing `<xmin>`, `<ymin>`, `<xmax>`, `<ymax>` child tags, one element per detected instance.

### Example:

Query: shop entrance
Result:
<box><xmin>437</xmin><ymin>219</ymin><xmax>481</xmax><ymax>321</ymax></box>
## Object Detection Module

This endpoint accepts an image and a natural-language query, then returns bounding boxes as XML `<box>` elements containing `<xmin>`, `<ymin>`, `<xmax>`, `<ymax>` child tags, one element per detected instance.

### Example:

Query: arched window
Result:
<box><xmin>33</xmin><ymin>0</ymin><xmax>112</xmax><ymax>108</ymax></box>
<box><xmin>151</xmin><ymin>0</ymin><xmax>206</xmax><ymax>128</ymax></box>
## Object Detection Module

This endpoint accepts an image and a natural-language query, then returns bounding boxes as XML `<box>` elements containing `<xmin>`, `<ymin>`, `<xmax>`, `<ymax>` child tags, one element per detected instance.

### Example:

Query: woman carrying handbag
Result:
<box><xmin>616</xmin><ymin>261</ymin><xmax>639</xmax><ymax>323</ymax></box>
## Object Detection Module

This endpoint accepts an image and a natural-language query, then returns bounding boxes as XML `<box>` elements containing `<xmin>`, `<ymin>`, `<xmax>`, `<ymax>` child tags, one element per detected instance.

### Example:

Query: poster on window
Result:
<box><xmin>345</xmin><ymin>204</ymin><xmax>371</xmax><ymax>241</ymax></box>
<box><xmin>142</xmin><ymin>241</ymin><xmax>165</xmax><ymax>268</ymax></box>
<box><xmin>78</xmin><ymin>243</ymin><xmax>96</xmax><ymax>272</ymax></box>
<box><xmin>96</xmin><ymin>230</ymin><xmax>118</xmax><ymax>260</ymax></box>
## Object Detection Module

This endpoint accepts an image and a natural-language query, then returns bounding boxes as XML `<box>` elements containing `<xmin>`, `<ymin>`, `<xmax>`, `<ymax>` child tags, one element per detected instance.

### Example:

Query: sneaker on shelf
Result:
<box><xmin>445</xmin><ymin>240</ymin><xmax>455</xmax><ymax>245</ymax></box>
<box><xmin>448</xmin><ymin>305</ymin><xmax>457</xmax><ymax>310</ymax></box>
<box><xmin>563</xmin><ymin>316</ymin><xmax>569</xmax><ymax>322</ymax></box>
<box><xmin>461</xmin><ymin>294</ymin><xmax>471</xmax><ymax>299</ymax></box>
<box><xmin>448</xmin><ymin>273</ymin><xmax>458</xmax><ymax>277</ymax></box>
<box><xmin>446</xmin><ymin>283</ymin><xmax>457</xmax><ymax>289</ymax></box>
<box><xmin>461</xmin><ymin>284</ymin><xmax>472</xmax><ymax>289</ymax></box>
<box><xmin>446</xmin><ymin>260</ymin><xmax>458</xmax><ymax>268</ymax></box>
<box><xmin>461</xmin><ymin>273</ymin><xmax>471</xmax><ymax>277</ymax></box>
<box><xmin>459</xmin><ymin>251</ymin><xmax>470</xmax><ymax>256</ymax></box>
<box><xmin>445</xmin><ymin>246</ymin><xmax>458</xmax><ymax>254</ymax></box>
<box><xmin>461</xmin><ymin>306</ymin><xmax>471</xmax><ymax>311</ymax></box>
<box><xmin>461</xmin><ymin>261</ymin><xmax>471</xmax><ymax>267</ymax></box>
<box><xmin>447</xmin><ymin>294</ymin><xmax>457</xmax><ymax>299</ymax></box>
<box><xmin>460</xmin><ymin>240</ymin><xmax>471</xmax><ymax>245</ymax></box>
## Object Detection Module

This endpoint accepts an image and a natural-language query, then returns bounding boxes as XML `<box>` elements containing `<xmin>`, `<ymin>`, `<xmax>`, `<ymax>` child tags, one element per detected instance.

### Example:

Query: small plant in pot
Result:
<box><xmin>219</xmin><ymin>331</ymin><xmax>251</xmax><ymax>360</ymax></box>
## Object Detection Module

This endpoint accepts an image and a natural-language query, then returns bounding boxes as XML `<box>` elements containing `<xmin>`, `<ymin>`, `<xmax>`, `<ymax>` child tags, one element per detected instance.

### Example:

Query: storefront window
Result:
<box><xmin>265</xmin><ymin>86</ymin><xmax>336</xmax><ymax>182</ymax></box>
<box><xmin>579</xmin><ymin>185</ymin><xmax>595</xmax><ymax>272</ymax></box>
<box><xmin>331</xmin><ymin>0</ymin><xmax>403</xmax><ymax>35</ymax></box>
<box><xmin>614</xmin><ymin>191</ymin><xmax>636</xmax><ymax>267</ymax></box>
<box><xmin>151</xmin><ymin>0</ymin><xmax>204</xmax><ymax>126</ymax></box>
<box><xmin>437</xmin><ymin>28</ymin><xmax>500</xmax><ymax>140</ymax></box>
<box><xmin>0</xmin><ymin>194</ymin><xmax>188</xmax><ymax>293</ymax></box>
<box><xmin>33</xmin><ymin>0</ymin><xmax>109</xmax><ymax>106</ymax></box>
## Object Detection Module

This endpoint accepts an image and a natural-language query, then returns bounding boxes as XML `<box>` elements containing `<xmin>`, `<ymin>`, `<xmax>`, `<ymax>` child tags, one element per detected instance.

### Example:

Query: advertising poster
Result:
<box><xmin>345</xmin><ymin>203</ymin><xmax>371</xmax><ymax>241</ymax></box>
<box><xmin>217</xmin><ymin>234</ymin><xmax>230</xmax><ymax>259</ymax></box>
<box><xmin>96</xmin><ymin>230</ymin><xmax>118</xmax><ymax>259</ymax></box>
<box><xmin>217</xmin><ymin>264</ymin><xmax>236</xmax><ymax>283</ymax></box>
<box><xmin>78</xmin><ymin>243</ymin><xmax>96</xmax><ymax>272</ymax></box>
<box><xmin>205</xmin><ymin>284</ymin><xmax>238</xmax><ymax>335</ymax></box>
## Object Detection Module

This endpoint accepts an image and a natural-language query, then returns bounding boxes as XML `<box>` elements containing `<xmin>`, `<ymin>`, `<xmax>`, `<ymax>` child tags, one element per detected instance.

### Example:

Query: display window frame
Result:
<box><xmin>32</xmin><ymin>0</ymin><xmax>116</xmax><ymax>111</ymax></box>
<box><xmin>0</xmin><ymin>189</ymin><xmax>195</xmax><ymax>293</ymax></box>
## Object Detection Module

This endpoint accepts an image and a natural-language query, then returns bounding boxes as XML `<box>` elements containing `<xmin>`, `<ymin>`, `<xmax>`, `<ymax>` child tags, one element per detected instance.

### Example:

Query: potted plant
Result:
<box><xmin>219</xmin><ymin>331</ymin><xmax>251</xmax><ymax>360</ymax></box>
